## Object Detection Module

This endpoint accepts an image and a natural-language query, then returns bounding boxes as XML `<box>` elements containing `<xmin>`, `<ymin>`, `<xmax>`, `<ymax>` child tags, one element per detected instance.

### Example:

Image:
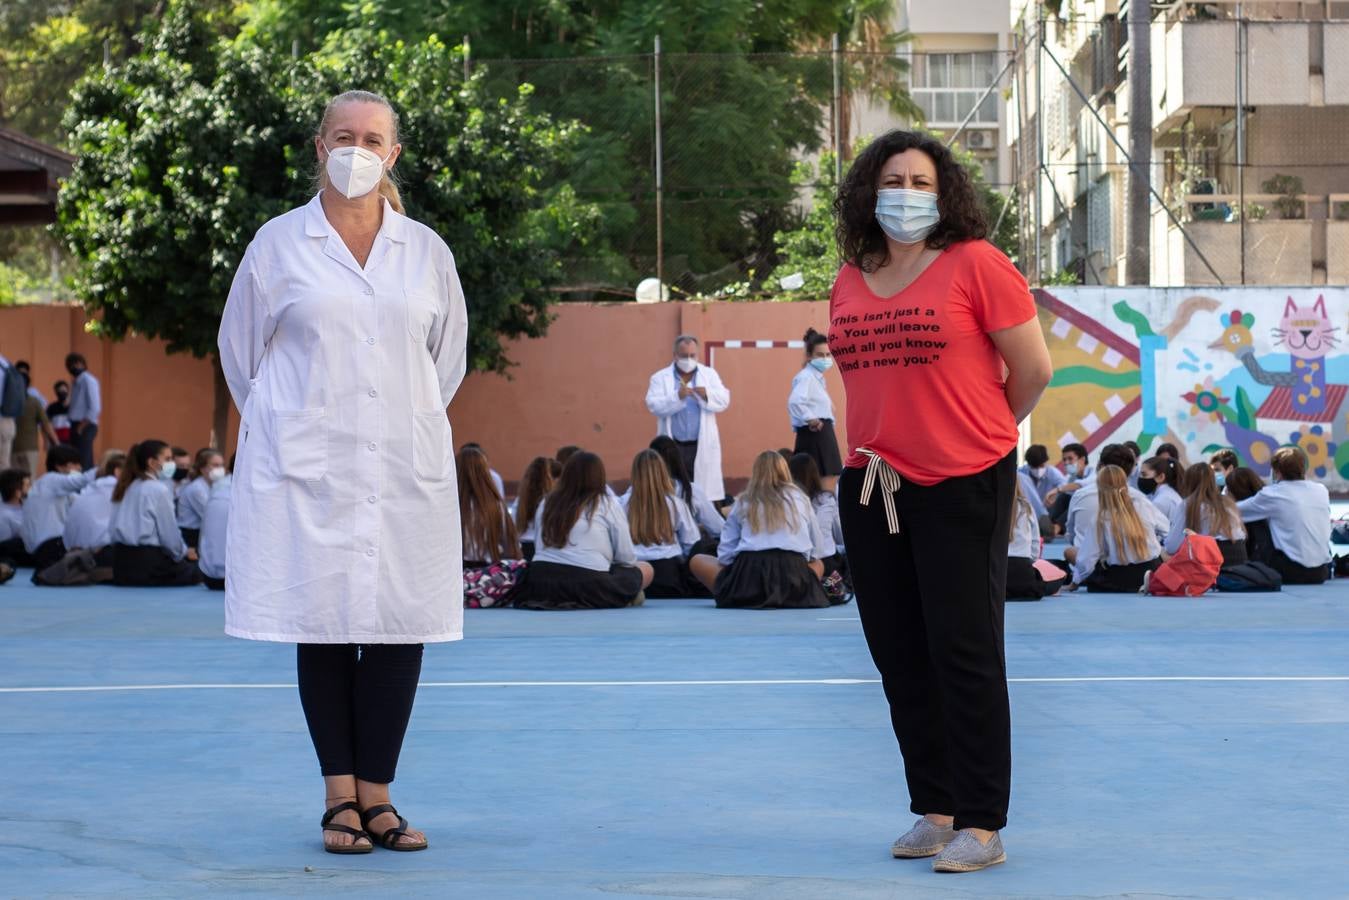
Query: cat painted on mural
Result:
<box><xmin>1272</xmin><ymin>296</ymin><xmax>1340</xmax><ymax>415</ymax></box>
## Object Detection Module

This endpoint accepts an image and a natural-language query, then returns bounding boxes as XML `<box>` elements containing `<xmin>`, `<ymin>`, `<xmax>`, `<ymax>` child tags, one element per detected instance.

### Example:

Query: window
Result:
<box><xmin>913</xmin><ymin>52</ymin><xmax>1001</xmax><ymax>126</ymax></box>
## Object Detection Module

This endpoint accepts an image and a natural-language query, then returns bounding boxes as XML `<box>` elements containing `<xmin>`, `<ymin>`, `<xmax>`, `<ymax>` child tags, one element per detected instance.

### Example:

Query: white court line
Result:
<box><xmin>4</xmin><ymin>675</ymin><xmax>1349</xmax><ymax>694</ymax></box>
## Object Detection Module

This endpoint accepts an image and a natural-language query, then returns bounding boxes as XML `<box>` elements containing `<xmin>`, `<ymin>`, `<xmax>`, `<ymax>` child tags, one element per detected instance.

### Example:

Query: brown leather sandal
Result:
<box><xmin>321</xmin><ymin>800</ymin><xmax>373</xmax><ymax>854</ymax></box>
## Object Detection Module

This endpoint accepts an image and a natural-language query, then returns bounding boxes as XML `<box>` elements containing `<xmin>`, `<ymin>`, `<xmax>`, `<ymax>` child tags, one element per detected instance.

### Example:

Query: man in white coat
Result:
<box><xmin>646</xmin><ymin>335</ymin><xmax>730</xmax><ymax>504</ymax></box>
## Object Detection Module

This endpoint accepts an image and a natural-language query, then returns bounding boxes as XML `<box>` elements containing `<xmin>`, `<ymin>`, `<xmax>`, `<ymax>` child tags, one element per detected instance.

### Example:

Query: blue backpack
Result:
<box><xmin>1215</xmin><ymin>562</ymin><xmax>1283</xmax><ymax>592</ymax></box>
<box><xmin>0</xmin><ymin>363</ymin><xmax>26</xmax><ymax>418</ymax></box>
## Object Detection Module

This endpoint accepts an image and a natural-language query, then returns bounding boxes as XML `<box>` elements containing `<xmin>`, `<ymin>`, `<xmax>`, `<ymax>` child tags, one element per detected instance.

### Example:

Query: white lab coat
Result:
<box><xmin>218</xmin><ymin>194</ymin><xmax>468</xmax><ymax>643</ymax></box>
<box><xmin>646</xmin><ymin>364</ymin><xmax>730</xmax><ymax>502</ymax></box>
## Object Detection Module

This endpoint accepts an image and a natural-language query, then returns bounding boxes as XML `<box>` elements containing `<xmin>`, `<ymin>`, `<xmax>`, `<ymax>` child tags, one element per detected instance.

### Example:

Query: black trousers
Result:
<box><xmin>0</xmin><ymin>536</ymin><xmax>34</xmax><ymax>567</ymax></box>
<box><xmin>838</xmin><ymin>451</ymin><xmax>1015</xmax><ymax>833</ymax></box>
<box><xmin>111</xmin><ymin>544</ymin><xmax>201</xmax><ymax>587</ymax></box>
<box><xmin>33</xmin><ymin>537</ymin><xmax>65</xmax><ymax>573</ymax></box>
<box><xmin>72</xmin><ymin>423</ymin><xmax>98</xmax><ymax>471</ymax></box>
<box><xmin>296</xmin><ymin>643</ymin><xmax>424</xmax><ymax>784</ymax></box>
<box><xmin>675</xmin><ymin>440</ymin><xmax>698</xmax><ymax>490</ymax></box>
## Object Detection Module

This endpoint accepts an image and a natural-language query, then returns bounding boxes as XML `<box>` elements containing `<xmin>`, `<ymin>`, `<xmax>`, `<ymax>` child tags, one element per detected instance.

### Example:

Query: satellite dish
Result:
<box><xmin>635</xmin><ymin>277</ymin><xmax>669</xmax><ymax>303</ymax></box>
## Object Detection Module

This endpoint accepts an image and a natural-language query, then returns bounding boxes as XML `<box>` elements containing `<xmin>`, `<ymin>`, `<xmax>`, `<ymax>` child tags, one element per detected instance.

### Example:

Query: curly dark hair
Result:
<box><xmin>834</xmin><ymin>130</ymin><xmax>987</xmax><ymax>272</ymax></box>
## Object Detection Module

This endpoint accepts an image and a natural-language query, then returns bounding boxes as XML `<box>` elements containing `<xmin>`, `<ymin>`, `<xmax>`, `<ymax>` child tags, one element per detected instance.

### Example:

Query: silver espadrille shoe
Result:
<box><xmin>890</xmin><ymin>818</ymin><xmax>955</xmax><ymax>858</ymax></box>
<box><xmin>932</xmin><ymin>830</ymin><xmax>1006</xmax><ymax>872</ymax></box>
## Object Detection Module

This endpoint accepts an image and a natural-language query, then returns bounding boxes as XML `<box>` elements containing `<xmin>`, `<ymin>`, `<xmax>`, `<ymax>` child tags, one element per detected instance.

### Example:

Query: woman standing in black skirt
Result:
<box><xmin>788</xmin><ymin>328</ymin><xmax>843</xmax><ymax>493</ymax></box>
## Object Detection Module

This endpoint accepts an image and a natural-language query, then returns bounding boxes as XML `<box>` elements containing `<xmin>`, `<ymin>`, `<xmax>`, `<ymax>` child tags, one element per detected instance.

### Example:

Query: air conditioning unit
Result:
<box><xmin>965</xmin><ymin>130</ymin><xmax>990</xmax><ymax>149</ymax></box>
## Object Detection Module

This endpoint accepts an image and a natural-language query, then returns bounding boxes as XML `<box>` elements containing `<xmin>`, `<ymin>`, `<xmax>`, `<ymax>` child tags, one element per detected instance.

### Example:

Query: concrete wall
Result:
<box><xmin>0</xmin><ymin>302</ymin><xmax>845</xmax><ymax>493</ymax></box>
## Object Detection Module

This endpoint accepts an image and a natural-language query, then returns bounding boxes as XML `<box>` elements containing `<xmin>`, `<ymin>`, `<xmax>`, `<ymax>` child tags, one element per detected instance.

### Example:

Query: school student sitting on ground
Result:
<box><xmin>63</xmin><ymin>451</ymin><xmax>126</xmax><ymax>567</ymax></box>
<box><xmin>108</xmin><ymin>440</ymin><xmax>202</xmax><ymax>587</ymax></box>
<box><xmin>1236</xmin><ymin>447</ymin><xmax>1333</xmax><ymax>585</ymax></box>
<box><xmin>1138</xmin><ymin>455</ymin><xmax>1185</xmax><ymax>524</ymax></box>
<box><xmin>19</xmin><ymin>446</ymin><xmax>92</xmax><ymax>573</ymax></box>
<box><xmin>513</xmin><ymin>456</ymin><xmax>560</xmax><ymax>562</ymax></box>
<box><xmin>512</xmin><ymin>451</ymin><xmax>653</xmax><ymax>610</ymax></box>
<box><xmin>1007</xmin><ymin>476</ymin><xmax>1066</xmax><ymax>600</ymax></box>
<box><xmin>1045</xmin><ymin>442</ymin><xmax>1092</xmax><ymax>529</ymax></box>
<box><xmin>0</xmin><ymin>468</ymin><xmax>32</xmax><ymax>568</ymax></box>
<box><xmin>1018</xmin><ymin>443</ymin><xmax>1065</xmax><ymax>509</ymax></box>
<box><xmin>1065</xmin><ymin>464</ymin><xmax>1169</xmax><ymax>592</ymax></box>
<box><xmin>198</xmin><ymin>455</ymin><xmax>233</xmax><ymax>592</ymax></box>
<box><xmin>458</xmin><ymin>446</ymin><xmax>525</xmax><ymax>608</ymax></box>
<box><xmin>1166</xmin><ymin>463</ymin><xmax>1247</xmax><ymax>567</ymax></box>
<box><xmin>689</xmin><ymin>450</ymin><xmax>833</xmax><ymax>609</ymax></box>
<box><xmin>1221</xmin><ymin>467</ymin><xmax>1272</xmax><ymax>562</ymax></box>
<box><xmin>620</xmin><ymin>449</ymin><xmax>700</xmax><ymax>598</ymax></box>
<box><xmin>788</xmin><ymin>452</ymin><xmax>851</xmax><ymax>601</ymax></box>
<box><xmin>175</xmin><ymin>447</ymin><xmax>224</xmax><ymax>550</ymax></box>
<box><xmin>650</xmin><ymin>435</ymin><xmax>725</xmax><ymax>537</ymax></box>
<box><xmin>1063</xmin><ymin>443</ymin><xmax>1138</xmax><ymax>544</ymax></box>
<box><xmin>1210</xmin><ymin>449</ymin><xmax>1239</xmax><ymax>492</ymax></box>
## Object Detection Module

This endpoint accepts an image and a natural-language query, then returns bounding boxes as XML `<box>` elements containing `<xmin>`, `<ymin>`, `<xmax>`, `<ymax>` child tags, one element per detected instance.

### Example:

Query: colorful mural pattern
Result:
<box><xmin>1033</xmin><ymin>288</ymin><xmax>1349</xmax><ymax>490</ymax></box>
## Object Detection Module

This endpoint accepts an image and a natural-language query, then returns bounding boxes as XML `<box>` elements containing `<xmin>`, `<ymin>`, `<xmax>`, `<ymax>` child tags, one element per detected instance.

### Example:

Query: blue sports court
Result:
<box><xmin>3</xmin><ymin>570</ymin><xmax>1348</xmax><ymax>898</ymax></box>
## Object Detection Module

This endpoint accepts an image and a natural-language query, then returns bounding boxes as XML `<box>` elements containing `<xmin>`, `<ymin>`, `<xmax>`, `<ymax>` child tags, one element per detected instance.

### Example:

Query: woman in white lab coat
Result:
<box><xmin>645</xmin><ymin>336</ymin><xmax>731</xmax><ymax>503</ymax></box>
<box><xmin>218</xmin><ymin>90</ymin><xmax>468</xmax><ymax>855</ymax></box>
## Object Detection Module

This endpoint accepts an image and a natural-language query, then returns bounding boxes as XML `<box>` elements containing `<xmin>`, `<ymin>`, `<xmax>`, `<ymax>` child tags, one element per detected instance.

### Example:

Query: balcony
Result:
<box><xmin>1152</xmin><ymin>193</ymin><xmax>1321</xmax><ymax>285</ymax></box>
<box><xmin>1152</xmin><ymin>19</ymin><xmax>1311</xmax><ymax>132</ymax></box>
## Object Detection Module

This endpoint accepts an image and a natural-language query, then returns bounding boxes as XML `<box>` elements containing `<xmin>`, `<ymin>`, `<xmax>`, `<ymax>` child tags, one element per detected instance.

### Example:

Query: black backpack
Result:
<box><xmin>1215</xmin><ymin>562</ymin><xmax>1283</xmax><ymax>593</ymax></box>
<box><xmin>0</xmin><ymin>362</ymin><xmax>25</xmax><ymax>418</ymax></box>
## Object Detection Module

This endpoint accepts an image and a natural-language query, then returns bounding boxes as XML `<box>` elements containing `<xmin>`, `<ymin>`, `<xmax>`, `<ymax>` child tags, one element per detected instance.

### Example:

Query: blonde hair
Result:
<box><xmin>315</xmin><ymin>90</ymin><xmax>405</xmax><ymax>213</ymax></box>
<box><xmin>627</xmin><ymin>450</ymin><xmax>677</xmax><ymax>547</ymax></box>
<box><xmin>1095</xmin><ymin>465</ymin><xmax>1151</xmax><ymax>562</ymax></box>
<box><xmin>1011</xmin><ymin>476</ymin><xmax>1034</xmax><ymax>542</ymax></box>
<box><xmin>739</xmin><ymin>451</ymin><xmax>801</xmax><ymax>535</ymax></box>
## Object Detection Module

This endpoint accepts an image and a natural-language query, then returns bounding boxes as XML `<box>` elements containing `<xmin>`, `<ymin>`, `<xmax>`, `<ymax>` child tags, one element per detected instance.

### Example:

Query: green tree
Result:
<box><xmin>56</xmin><ymin>3</ymin><xmax>597</xmax><ymax>445</ymax></box>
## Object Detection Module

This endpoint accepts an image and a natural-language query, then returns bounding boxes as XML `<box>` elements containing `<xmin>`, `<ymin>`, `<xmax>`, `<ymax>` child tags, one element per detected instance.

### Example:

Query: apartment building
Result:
<box><xmin>1011</xmin><ymin>0</ymin><xmax>1349</xmax><ymax>285</ymax></box>
<box><xmin>851</xmin><ymin>0</ymin><xmax>1014</xmax><ymax>188</ymax></box>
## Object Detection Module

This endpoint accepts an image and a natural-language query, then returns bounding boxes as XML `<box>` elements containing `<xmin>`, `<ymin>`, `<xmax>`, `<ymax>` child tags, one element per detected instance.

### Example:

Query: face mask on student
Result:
<box><xmin>1137</xmin><ymin>476</ymin><xmax>1157</xmax><ymax>495</ymax></box>
<box><xmin>1064</xmin><ymin>463</ymin><xmax>1079</xmax><ymax>478</ymax></box>
<box><xmin>875</xmin><ymin>188</ymin><xmax>940</xmax><ymax>244</ymax></box>
<box><xmin>676</xmin><ymin>358</ymin><xmax>698</xmax><ymax>374</ymax></box>
<box><xmin>324</xmin><ymin>142</ymin><xmax>393</xmax><ymax>200</ymax></box>
<box><xmin>209</xmin><ymin>466</ymin><xmax>227</xmax><ymax>482</ymax></box>
<box><xmin>1031</xmin><ymin>466</ymin><xmax>1047</xmax><ymax>477</ymax></box>
<box><xmin>809</xmin><ymin>357</ymin><xmax>834</xmax><ymax>372</ymax></box>
<box><xmin>157</xmin><ymin>461</ymin><xmax>177</xmax><ymax>482</ymax></box>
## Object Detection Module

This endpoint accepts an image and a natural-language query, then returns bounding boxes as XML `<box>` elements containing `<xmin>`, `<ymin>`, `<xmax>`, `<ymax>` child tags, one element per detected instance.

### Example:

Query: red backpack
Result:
<box><xmin>1146</xmin><ymin>533</ymin><xmax>1224</xmax><ymax>596</ymax></box>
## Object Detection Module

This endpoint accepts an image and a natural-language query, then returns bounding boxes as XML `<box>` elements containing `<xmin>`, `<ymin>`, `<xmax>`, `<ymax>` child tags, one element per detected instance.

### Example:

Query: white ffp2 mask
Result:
<box><xmin>323</xmin><ymin>142</ymin><xmax>393</xmax><ymax>199</ymax></box>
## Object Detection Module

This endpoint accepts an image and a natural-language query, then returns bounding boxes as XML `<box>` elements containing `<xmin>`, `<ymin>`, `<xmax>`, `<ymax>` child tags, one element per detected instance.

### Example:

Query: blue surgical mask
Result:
<box><xmin>1064</xmin><ymin>463</ymin><xmax>1079</xmax><ymax>478</ymax></box>
<box><xmin>1215</xmin><ymin>472</ymin><xmax>1226</xmax><ymax>488</ymax></box>
<box><xmin>157</xmin><ymin>461</ymin><xmax>177</xmax><ymax>482</ymax></box>
<box><xmin>875</xmin><ymin>188</ymin><xmax>940</xmax><ymax>244</ymax></box>
<box><xmin>809</xmin><ymin>357</ymin><xmax>834</xmax><ymax>373</ymax></box>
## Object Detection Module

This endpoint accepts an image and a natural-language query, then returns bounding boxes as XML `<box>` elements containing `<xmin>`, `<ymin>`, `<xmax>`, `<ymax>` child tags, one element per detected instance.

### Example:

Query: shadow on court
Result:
<box><xmin>1</xmin><ymin>576</ymin><xmax>1347</xmax><ymax>898</ymax></box>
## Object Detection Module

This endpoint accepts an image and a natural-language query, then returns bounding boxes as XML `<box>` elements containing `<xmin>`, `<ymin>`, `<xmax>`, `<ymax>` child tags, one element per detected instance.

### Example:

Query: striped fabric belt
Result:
<box><xmin>858</xmin><ymin>447</ymin><xmax>903</xmax><ymax>535</ymax></box>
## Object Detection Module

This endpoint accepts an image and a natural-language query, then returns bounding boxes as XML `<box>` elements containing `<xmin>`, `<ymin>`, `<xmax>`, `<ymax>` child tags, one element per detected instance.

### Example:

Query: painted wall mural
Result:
<box><xmin>1033</xmin><ymin>287</ymin><xmax>1349</xmax><ymax>491</ymax></box>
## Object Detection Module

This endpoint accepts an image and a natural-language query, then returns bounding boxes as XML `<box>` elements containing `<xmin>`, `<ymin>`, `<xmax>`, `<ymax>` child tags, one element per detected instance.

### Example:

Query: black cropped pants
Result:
<box><xmin>296</xmin><ymin>643</ymin><xmax>424</xmax><ymax>785</ymax></box>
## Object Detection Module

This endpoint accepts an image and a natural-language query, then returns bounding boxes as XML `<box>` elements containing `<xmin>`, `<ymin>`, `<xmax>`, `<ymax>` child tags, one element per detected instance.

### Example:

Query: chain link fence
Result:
<box><xmin>1016</xmin><ymin>5</ymin><xmax>1349</xmax><ymax>286</ymax></box>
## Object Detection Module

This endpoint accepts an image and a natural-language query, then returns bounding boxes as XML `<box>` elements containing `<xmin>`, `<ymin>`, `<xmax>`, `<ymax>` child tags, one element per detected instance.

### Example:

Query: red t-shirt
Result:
<box><xmin>828</xmin><ymin>239</ymin><xmax>1036</xmax><ymax>485</ymax></box>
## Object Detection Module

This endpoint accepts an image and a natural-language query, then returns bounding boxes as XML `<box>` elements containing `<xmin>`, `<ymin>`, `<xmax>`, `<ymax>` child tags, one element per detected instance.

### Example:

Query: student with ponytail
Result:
<box><xmin>108</xmin><ymin>440</ymin><xmax>201</xmax><ymax>587</ymax></box>
<box><xmin>788</xmin><ymin>328</ymin><xmax>842</xmax><ymax>491</ymax></box>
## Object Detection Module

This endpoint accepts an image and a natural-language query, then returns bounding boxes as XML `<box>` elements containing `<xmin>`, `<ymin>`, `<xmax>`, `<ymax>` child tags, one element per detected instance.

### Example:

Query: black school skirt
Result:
<box><xmin>713</xmin><ymin>549</ymin><xmax>828</xmax><ymax>609</ymax></box>
<box><xmin>111</xmin><ymin>544</ymin><xmax>202</xmax><ymax>587</ymax></box>
<box><xmin>512</xmin><ymin>561</ymin><xmax>644</xmax><ymax>610</ymax></box>
<box><xmin>793</xmin><ymin>420</ymin><xmax>843</xmax><ymax>477</ymax></box>
<box><xmin>644</xmin><ymin>556</ymin><xmax>702</xmax><ymax>599</ymax></box>
<box><xmin>1082</xmin><ymin>557</ymin><xmax>1161</xmax><ymax>593</ymax></box>
<box><xmin>1006</xmin><ymin>556</ymin><xmax>1065</xmax><ymax>600</ymax></box>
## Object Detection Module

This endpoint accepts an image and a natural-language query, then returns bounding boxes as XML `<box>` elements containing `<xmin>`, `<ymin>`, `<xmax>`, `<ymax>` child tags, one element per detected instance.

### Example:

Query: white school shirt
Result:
<box><xmin>1164</xmin><ymin>498</ymin><xmax>1246</xmax><ymax>556</ymax></box>
<box><xmin>109</xmin><ymin>478</ymin><xmax>188</xmax><ymax>561</ymax></box>
<box><xmin>176</xmin><ymin>476</ymin><xmax>212</xmax><ymax>530</ymax></box>
<box><xmin>1009</xmin><ymin>500</ymin><xmax>1040</xmax><ymax>560</ymax></box>
<box><xmin>1148</xmin><ymin>483</ymin><xmax>1184</xmax><ymax>526</ymax></box>
<box><xmin>67</xmin><ymin>369</ymin><xmax>102</xmax><ymax>426</ymax></box>
<box><xmin>678</xmin><ymin>481</ymin><xmax>724</xmax><ymax>536</ymax></box>
<box><xmin>1070</xmin><ymin>490</ymin><xmax>1169</xmax><ymax>583</ymax></box>
<box><xmin>811</xmin><ymin>491</ymin><xmax>844</xmax><ymax>555</ymax></box>
<box><xmin>1064</xmin><ymin>481</ymin><xmax>1097</xmax><ymax>543</ymax></box>
<box><xmin>1016</xmin><ymin>471</ymin><xmax>1049</xmax><ymax>518</ymax></box>
<box><xmin>531</xmin><ymin>495</ymin><xmax>638</xmax><ymax>572</ymax></box>
<box><xmin>218</xmin><ymin>193</ymin><xmax>469</xmax><ymax>643</ymax></box>
<box><xmin>716</xmin><ymin>488</ymin><xmax>833</xmax><ymax>566</ymax></box>
<box><xmin>20</xmin><ymin>470</ymin><xmax>92</xmax><ymax>553</ymax></box>
<box><xmin>199</xmin><ymin>476</ymin><xmax>231</xmax><ymax>580</ymax></box>
<box><xmin>63</xmin><ymin>475</ymin><xmax>118</xmax><ymax>550</ymax></box>
<box><xmin>788</xmin><ymin>366</ymin><xmax>834</xmax><ymax>428</ymax></box>
<box><xmin>0</xmin><ymin>503</ymin><xmax>22</xmax><ymax>541</ymax></box>
<box><xmin>1237</xmin><ymin>480</ymin><xmax>1333</xmax><ymax>568</ymax></box>
<box><xmin>618</xmin><ymin>490</ymin><xmax>700</xmax><ymax>561</ymax></box>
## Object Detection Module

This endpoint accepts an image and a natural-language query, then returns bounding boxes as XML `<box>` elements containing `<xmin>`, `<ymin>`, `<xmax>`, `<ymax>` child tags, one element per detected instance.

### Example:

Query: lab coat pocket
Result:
<box><xmin>412</xmin><ymin>409</ymin><xmax>451</xmax><ymax>483</ymax></box>
<box><xmin>274</xmin><ymin>407</ymin><xmax>328</xmax><ymax>482</ymax></box>
<box><xmin>406</xmin><ymin>290</ymin><xmax>438</xmax><ymax>343</ymax></box>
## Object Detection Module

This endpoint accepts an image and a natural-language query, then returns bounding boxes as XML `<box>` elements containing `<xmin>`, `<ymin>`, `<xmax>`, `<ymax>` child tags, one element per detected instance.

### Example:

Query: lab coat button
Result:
<box><xmin>368</xmin><ymin>495</ymin><xmax>377</xmax><ymax>503</ymax></box>
<box><xmin>368</xmin><ymin>442</ymin><xmax>377</xmax><ymax>451</ymax></box>
<box><xmin>363</xmin><ymin>288</ymin><xmax>374</xmax><ymax>296</ymax></box>
<box><xmin>366</xmin><ymin>548</ymin><xmax>376</xmax><ymax>557</ymax></box>
<box><xmin>366</xmin><ymin>337</ymin><xmax>376</xmax><ymax>345</ymax></box>
<box><xmin>368</xmin><ymin>390</ymin><xmax>377</xmax><ymax>398</ymax></box>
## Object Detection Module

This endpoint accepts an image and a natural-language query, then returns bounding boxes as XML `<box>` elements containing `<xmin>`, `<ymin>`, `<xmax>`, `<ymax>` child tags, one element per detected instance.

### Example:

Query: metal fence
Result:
<box><xmin>1013</xmin><ymin>5</ymin><xmax>1349</xmax><ymax>287</ymax></box>
<box><xmin>474</xmin><ymin>46</ymin><xmax>1017</xmax><ymax>299</ymax></box>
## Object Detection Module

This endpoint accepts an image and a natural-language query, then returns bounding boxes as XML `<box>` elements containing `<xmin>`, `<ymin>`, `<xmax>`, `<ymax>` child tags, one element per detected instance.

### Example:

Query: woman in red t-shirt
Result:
<box><xmin>828</xmin><ymin>131</ymin><xmax>1052</xmax><ymax>873</ymax></box>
